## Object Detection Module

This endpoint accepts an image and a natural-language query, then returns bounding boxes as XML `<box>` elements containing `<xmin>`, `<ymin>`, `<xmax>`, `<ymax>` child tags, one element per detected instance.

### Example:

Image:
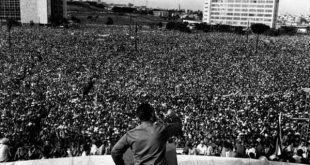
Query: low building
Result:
<box><xmin>153</xmin><ymin>10</ymin><xmax>169</xmax><ymax>18</ymax></box>
<box><xmin>296</xmin><ymin>26</ymin><xmax>309</xmax><ymax>34</ymax></box>
<box><xmin>180</xmin><ymin>14</ymin><xmax>200</xmax><ymax>20</ymax></box>
<box><xmin>183</xmin><ymin>20</ymin><xmax>202</xmax><ymax>30</ymax></box>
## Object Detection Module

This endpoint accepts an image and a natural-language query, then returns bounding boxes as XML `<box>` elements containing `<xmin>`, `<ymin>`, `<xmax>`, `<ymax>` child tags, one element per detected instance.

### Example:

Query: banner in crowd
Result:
<box><xmin>0</xmin><ymin>155</ymin><xmax>304</xmax><ymax>165</ymax></box>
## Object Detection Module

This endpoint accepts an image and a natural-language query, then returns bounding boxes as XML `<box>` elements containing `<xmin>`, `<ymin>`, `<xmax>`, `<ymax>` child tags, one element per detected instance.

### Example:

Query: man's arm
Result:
<box><xmin>111</xmin><ymin>134</ymin><xmax>130</xmax><ymax>165</ymax></box>
<box><xmin>164</xmin><ymin>111</ymin><xmax>182</xmax><ymax>138</ymax></box>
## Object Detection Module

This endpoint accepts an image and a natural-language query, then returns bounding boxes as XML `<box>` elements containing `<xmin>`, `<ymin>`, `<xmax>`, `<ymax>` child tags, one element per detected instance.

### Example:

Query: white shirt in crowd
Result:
<box><xmin>246</xmin><ymin>147</ymin><xmax>256</xmax><ymax>157</ymax></box>
<box><xmin>196</xmin><ymin>144</ymin><xmax>207</xmax><ymax>155</ymax></box>
<box><xmin>0</xmin><ymin>144</ymin><xmax>9</xmax><ymax>162</ymax></box>
<box><xmin>206</xmin><ymin>145</ymin><xmax>214</xmax><ymax>156</ymax></box>
<box><xmin>90</xmin><ymin>144</ymin><xmax>98</xmax><ymax>155</ymax></box>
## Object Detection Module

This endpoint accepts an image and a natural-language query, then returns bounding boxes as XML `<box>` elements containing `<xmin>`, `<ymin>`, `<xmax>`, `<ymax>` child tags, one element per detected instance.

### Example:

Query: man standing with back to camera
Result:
<box><xmin>111</xmin><ymin>103</ymin><xmax>182</xmax><ymax>165</ymax></box>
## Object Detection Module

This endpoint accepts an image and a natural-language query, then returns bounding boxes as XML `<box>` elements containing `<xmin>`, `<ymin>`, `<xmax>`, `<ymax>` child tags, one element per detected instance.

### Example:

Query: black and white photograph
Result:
<box><xmin>0</xmin><ymin>0</ymin><xmax>310</xmax><ymax>165</ymax></box>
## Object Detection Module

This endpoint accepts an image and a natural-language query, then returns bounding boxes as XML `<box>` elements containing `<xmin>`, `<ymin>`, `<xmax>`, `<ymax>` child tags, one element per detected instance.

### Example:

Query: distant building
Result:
<box><xmin>0</xmin><ymin>0</ymin><xmax>21</xmax><ymax>21</ymax></box>
<box><xmin>21</xmin><ymin>0</ymin><xmax>67</xmax><ymax>24</ymax></box>
<box><xmin>183</xmin><ymin>20</ymin><xmax>202</xmax><ymax>30</ymax></box>
<box><xmin>203</xmin><ymin>0</ymin><xmax>280</xmax><ymax>28</ymax></box>
<box><xmin>296</xmin><ymin>26</ymin><xmax>309</xmax><ymax>34</ymax></box>
<box><xmin>180</xmin><ymin>14</ymin><xmax>200</xmax><ymax>20</ymax></box>
<box><xmin>0</xmin><ymin>0</ymin><xmax>67</xmax><ymax>24</ymax></box>
<box><xmin>153</xmin><ymin>10</ymin><xmax>169</xmax><ymax>18</ymax></box>
<box><xmin>51</xmin><ymin>0</ymin><xmax>67</xmax><ymax>19</ymax></box>
<box><xmin>136</xmin><ymin>6</ymin><xmax>147</xmax><ymax>11</ymax></box>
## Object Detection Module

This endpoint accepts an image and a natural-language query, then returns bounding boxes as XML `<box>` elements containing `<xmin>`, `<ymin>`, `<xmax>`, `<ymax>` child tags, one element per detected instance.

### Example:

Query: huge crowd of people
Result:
<box><xmin>0</xmin><ymin>25</ymin><xmax>310</xmax><ymax>164</ymax></box>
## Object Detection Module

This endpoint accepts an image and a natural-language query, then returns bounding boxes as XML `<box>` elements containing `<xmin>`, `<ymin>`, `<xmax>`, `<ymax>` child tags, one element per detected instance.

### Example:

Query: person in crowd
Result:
<box><xmin>90</xmin><ymin>139</ymin><xmax>98</xmax><ymax>155</ymax></box>
<box><xmin>42</xmin><ymin>140</ymin><xmax>52</xmax><ymax>159</ymax></box>
<box><xmin>183</xmin><ymin>142</ymin><xmax>196</xmax><ymax>155</ymax></box>
<box><xmin>28</xmin><ymin>144</ymin><xmax>42</xmax><ymax>160</ymax></box>
<box><xmin>14</xmin><ymin>145</ymin><xmax>28</xmax><ymax>161</ymax></box>
<box><xmin>221</xmin><ymin>141</ymin><xmax>235</xmax><ymax>157</ymax></box>
<box><xmin>104</xmin><ymin>141</ymin><xmax>112</xmax><ymax>155</ymax></box>
<box><xmin>97</xmin><ymin>140</ymin><xmax>106</xmax><ymax>155</ymax></box>
<box><xmin>0</xmin><ymin>138</ymin><xmax>10</xmax><ymax>162</ymax></box>
<box><xmin>246</xmin><ymin>143</ymin><xmax>256</xmax><ymax>158</ymax></box>
<box><xmin>111</xmin><ymin>103</ymin><xmax>182</xmax><ymax>165</ymax></box>
<box><xmin>255</xmin><ymin>138</ymin><xmax>264</xmax><ymax>159</ymax></box>
<box><xmin>70</xmin><ymin>143</ymin><xmax>80</xmax><ymax>157</ymax></box>
<box><xmin>235</xmin><ymin>139</ymin><xmax>246</xmax><ymax>158</ymax></box>
<box><xmin>196</xmin><ymin>140</ymin><xmax>207</xmax><ymax>156</ymax></box>
<box><xmin>188</xmin><ymin>143</ymin><xmax>197</xmax><ymax>155</ymax></box>
<box><xmin>66</xmin><ymin>147</ymin><xmax>73</xmax><ymax>157</ymax></box>
<box><xmin>182</xmin><ymin>142</ymin><xmax>190</xmax><ymax>155</ymax></box>
<box><xmin>206</xmin><ymin>141</ymin><xmax>215</xmax><ymax>156</ymax></box>
<box><xmin>292</xmin><ymin>149</ymin><xmax>303</xmax><ymax>163</ymax></box>
<box><xmin>81</xmin><ymin>144</ymin><xmax>90</xmax><ymax>157</ymax></box>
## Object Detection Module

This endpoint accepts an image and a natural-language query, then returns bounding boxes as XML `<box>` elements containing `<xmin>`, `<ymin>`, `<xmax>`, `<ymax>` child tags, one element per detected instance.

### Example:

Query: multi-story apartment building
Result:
<box><xmin>51</xmin><ymin>0</ymin><xmax>68</xmax><ymax>19</ymax></box>
<box><xmin>20</xmin><ymin>0</ymin><xmax>67</xmax><ymax>24</ymax></box>
<box><xmin>0</xmin><ymin>0</ymin><xmax>67</xmax><ymax>24</ymax></box>
<box><xmin>0</xmin><ymin>0</ymin><xmax>20</xmax><ymax>21</ymax></box>
<box><xmin>203</xmin><ymin>0</ymin><xmax>280</xmax><ymax>28</ymax></box>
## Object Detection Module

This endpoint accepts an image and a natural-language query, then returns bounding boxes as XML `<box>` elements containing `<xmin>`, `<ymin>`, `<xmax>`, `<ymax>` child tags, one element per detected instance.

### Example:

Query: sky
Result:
<box><xmin>102</xmin><ymin>0</ymin><xmax>310</xmax><ymax>15</ymax></box>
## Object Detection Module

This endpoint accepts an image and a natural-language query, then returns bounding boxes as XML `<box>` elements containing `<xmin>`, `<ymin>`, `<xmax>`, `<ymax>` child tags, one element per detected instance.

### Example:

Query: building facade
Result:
<box><xmin>50</xmin><ymin>0</ymin><xmax>67</xmax><ymax>19</ymax></box>
<box><xmin>20</xmin><ymin>0</ymin><xmax>67</xmax><ymax>24</ymax></box>
<box><xmin>0</xmin><ymin>0</ymin><xmax>67</xmax><ymax>24</ymax></box>
<box><xmin>203</xmin><ymin>0</ymin><xmax>280</xmax><ymax>28</ymax></box>
<box><xmin>0</xmin><ymin>0</ymin><xmax>20</xmax><ymax>21</ymax></box>
<box><xmin>153</xmin><ymin>10</ymin><xmax>170</xmax><ymax>18</ymax></box>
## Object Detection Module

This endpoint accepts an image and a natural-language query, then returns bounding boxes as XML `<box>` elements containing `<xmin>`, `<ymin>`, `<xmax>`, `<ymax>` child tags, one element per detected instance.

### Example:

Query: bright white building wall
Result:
<box><xmin>203</xmin><ymin>0</ymin><xmax>280</xmax><ymax>28</ymax></box>
<box><xmin>20</xmin><ymin>0</ymin><xmax>67</xmax><ymax>24</ymax></box>
<box><xmin>63</xmin><ymin>0</ymin><xmax>68</xmax><ymax>18</ymax></box>
<box><xmin>37</xmin><ymin>0</ymin><xmax>49</xmax><ymax>24</ymax></box>
<box><xmin>20</xmin><ymin>0</ymin><xmax>41</xmax><ymax>24</ymax></box>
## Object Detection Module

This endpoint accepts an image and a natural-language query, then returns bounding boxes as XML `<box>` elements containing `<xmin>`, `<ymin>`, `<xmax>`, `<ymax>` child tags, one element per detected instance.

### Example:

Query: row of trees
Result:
<box><xmin>166</xmin><ymin>22</ymin><xmax>245</xmax><ymax>34</ymax></box>
<box><xmin>166</xmin><ymin>21</ymin><xmax>309</xmax><ymax>36</ymax></box>
<box><xmin>166</xmin><ymin>22</ymin><xmax>191</xmax><ymax>33</ymax></box>
<box><xmin>264</xmin><ymin>26</ymin><xmax>309</xmax><ymax>36</ymax></box>
<box><xmin>195</xmin><ymin>23</ymin><xmax>244</xmax><ymax>34</ymax></box>
<box><xmin>112</xmin><ymin>7</ymin><xmax>136</xmax><ymax>13</ymax></box>
<box><xmin>67</xmin><ymin>1</ymin><xmax>105</xmax><ymax>10</ymax></box>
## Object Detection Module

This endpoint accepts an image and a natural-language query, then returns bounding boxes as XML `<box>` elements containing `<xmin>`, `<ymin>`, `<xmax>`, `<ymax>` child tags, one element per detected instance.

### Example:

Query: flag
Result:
<box><xmin>275</xmin><ymin>113</ymin><xmax>282</xmax><ymax>156</ymax></box>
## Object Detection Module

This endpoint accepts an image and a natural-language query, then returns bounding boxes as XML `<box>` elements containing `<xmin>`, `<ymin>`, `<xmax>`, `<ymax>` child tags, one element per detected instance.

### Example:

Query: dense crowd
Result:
<box><xmin>0</xmin><ymin>25</ymin><xmax>310</xmax><ymax>163</ymax></box>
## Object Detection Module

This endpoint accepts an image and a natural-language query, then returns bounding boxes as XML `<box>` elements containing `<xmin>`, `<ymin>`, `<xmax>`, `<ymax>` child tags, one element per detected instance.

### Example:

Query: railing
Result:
<box><xmin>0</xmin><ymin>155</ymin><xmax>304</xmax><ymax>165</ymax></box>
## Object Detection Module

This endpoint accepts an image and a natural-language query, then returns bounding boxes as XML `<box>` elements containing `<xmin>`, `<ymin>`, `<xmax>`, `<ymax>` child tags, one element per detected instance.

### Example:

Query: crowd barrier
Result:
<box><xmin>0</xmin><ymin>155</ymin><xmax>304</xmax><ymax>165</ymax></box>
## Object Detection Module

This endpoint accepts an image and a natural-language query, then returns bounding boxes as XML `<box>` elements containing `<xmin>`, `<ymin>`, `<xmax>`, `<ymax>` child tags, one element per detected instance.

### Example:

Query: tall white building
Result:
<box><xmin>203</xmin><ymin>0</ymin><xmax>280</xmax><ymax>28</ymax></box>
<box><xmin>20</xmin><ymin>0</ymin><xmax>67</xmax><ymax>24</ymax></box>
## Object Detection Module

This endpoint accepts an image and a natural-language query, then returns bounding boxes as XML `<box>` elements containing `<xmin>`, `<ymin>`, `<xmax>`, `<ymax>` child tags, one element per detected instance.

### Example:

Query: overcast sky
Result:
<box><xmin>103</xmin><ymin>0</ymin><xmax>310</xmax><ymax>15</ymax></box>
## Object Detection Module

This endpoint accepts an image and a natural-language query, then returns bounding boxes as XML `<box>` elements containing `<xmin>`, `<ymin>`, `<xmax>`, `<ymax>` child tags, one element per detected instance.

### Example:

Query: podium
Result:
<box><xmin>123</xmin><ymin>143</ymin><xmax>178</xmax><ymax>165</ymax></box>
